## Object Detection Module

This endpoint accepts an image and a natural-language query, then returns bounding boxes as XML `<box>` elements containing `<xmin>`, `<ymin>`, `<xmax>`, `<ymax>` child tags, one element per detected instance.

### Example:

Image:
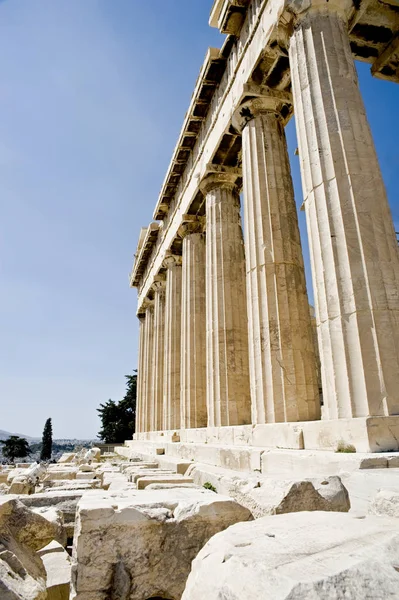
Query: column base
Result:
<box><xmin>302</xmin><ymin>416</ymin><xmax>399</xmax><ymax>453</ymax></box>
<box><xmin>133</xmin><ymin>417</ymin><xmax>399</xmax><ymax>453</ymax></box>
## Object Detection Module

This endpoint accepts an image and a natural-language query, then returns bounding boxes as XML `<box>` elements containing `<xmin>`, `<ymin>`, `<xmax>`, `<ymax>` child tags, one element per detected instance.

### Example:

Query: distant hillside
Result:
<box><xmin>0</xmin><ymin>429</ymin><xmax>40</xmax><ymax>442</ymax></box>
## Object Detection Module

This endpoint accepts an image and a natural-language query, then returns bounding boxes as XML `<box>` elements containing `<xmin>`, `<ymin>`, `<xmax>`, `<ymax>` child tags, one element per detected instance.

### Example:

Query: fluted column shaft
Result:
<box><xmin>142</xmin><ymin>302</ymin><xmax>154</xmax><ymax>433</ymax></box>
<box><xmin>135</xmin><ymin>315</ymin><xmax>145</xmax><ymax>434</ymax></box>
<box><xmin>238</xmin><ymin>98</ymin><xmax>320</xmax><ymax>423</ymax></box>
<box><xmin>202</xmin><ymin>173</ymin><xmax>251</xmax><ymax>427</ymax></box>
<box><xmin>180</xmin><ymin>217</ymin><xmax>207</xmax><ymax>429</ymax></box>
<box><xmin>163</xmin><ymin>254</ymin><xmax>183</xmax><ymax>430</ymax></box>
<box><xmin>150</xmin><ymin>281</ymin><xmax>166</xmax><ymax>431</ymax></box>
<box><xmin>289</xmin><ymin>6</ymin><xmax>399</xmax><ymax>418</ymax></box>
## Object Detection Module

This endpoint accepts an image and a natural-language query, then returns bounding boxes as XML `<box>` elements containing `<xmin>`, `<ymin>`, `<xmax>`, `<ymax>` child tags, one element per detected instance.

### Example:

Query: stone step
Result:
<box><xmin>136</xmin><ymin>475</ymin><xmax>194</xmax><ymax>490</ymax></box>
<box><xmin>130</xmin><ymin>470</ymin><xmax>176</xmax><ymax>484</ymax></box>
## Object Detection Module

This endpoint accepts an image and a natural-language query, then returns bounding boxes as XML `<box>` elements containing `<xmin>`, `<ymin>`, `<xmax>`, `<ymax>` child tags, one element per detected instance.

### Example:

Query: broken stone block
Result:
<box><xmin>370</xmin><ymin>489</ymin><xmax>399</xmax><ymax>518</ymax></box>
<box><xmin>8</xmin><ymin>479</ymin><xmax>35</xmax><ymax>495</ymax></box>
<box><xmin>0</xmin><ymin>497</ymin><xmax>61</xmax><ymax>552</ymax></box>
<box><xmin>70</xmin><ymin>487</ymin><xmax>252</xmax><ymax>600</ymax></box>
<box><xmin>0</xmin><ymin>497</ymin><xmax>62</xmax><ymax>600</ymax></box>
<box><xmin>39</xmin><ymin>541</ymin><xmax>71</xmax><ymax>600</ymax></box>
<box><xmin>188</xmin><ymin>465</ymin><xmax>350</xmax><ymax>517</ymax></box>
<box><xmin>58</xmin><ymin>453</ymin><xmax>76</xmax><ymax>464</ymax></box>
<box><xmin>43</xmin><ymin>469</ymin><xmax>78</xmax><ymax>482</ymax></box>
<box><xmin>182</xmin><ymin>512</ymin><xmax>399</xmax><ymax>600</ymax></box>
<box><xmin>244</xmin><ymin>476</ymin><xmax>350</xmax><ymax>517</ymax></box>
<box><xmin>0</xmin><ymin>483</ymin><xmax>10</xmax><ymax>495</ymax></box>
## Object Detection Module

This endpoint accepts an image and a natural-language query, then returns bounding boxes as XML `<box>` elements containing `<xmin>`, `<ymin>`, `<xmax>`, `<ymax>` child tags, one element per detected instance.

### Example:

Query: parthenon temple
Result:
<box><xmin>130</xmin><ymin>0</ymin><xmax>399</xmax><ymax>455</ymax></box>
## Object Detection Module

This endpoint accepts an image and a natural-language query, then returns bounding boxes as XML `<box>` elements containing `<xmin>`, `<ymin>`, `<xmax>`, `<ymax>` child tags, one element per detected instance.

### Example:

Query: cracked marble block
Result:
<box><xmin>70</xmin><ymin>488</ymin><xmax>252</xmax><ymax>600</ymax></box>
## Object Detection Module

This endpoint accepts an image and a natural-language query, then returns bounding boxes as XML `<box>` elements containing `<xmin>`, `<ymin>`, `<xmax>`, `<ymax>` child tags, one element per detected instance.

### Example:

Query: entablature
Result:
<box><xmin>130</xmin><ymin>222</ymin><xmax>160</xmax><ymax>288</ymax></box>
<box><xmin>135</xmin><ymin>0</ymin><xmax>399</xmax><ymax>310</ymax></box>
<box><xmin>153</xmin><ymin>47</ymin><xmax>228</xmax><ymax>222</ymax></box>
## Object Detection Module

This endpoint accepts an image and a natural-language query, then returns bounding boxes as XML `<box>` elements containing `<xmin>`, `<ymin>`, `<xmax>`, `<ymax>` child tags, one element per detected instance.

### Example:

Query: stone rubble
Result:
<box><xmin>70</xmin><ymin>487</ymin><xmax>252</xmax><ymax>600</ymax></box>
<box><xmin>182</xmin><ymin>511</ymin><xmax>399</xmax><ymax>600</ymax></box>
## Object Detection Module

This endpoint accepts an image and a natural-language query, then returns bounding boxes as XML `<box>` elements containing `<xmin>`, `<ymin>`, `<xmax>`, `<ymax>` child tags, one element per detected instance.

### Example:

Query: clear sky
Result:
<box><xmin>0</xmin><ymin>1</ymin><xmax>398</xmax><ymax>439</ymax></box>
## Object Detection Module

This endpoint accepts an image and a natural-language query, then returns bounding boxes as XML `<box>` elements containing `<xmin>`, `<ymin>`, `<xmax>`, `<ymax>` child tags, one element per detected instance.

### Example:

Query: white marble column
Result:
<box><xmin>289</xmin><ymin>3</ymin><xmax>399</xmax><ymax>418</ymax></box>
<box><xmin>179</xmin><ymin>216</ymin><xmax>207</xmax><ymax>429</ymax></box>
<box><xmin>201</xmin><ymin>172</ymin><xmax>251</xmax><ymax>427</ymax></box>
<box><xmin>163</xmin><ymin>253</ymin><xmax>183</xmax><ymax>430</ymax></box>
<box><xmin>135</xmin><ymin>315</ymin><xmax>145</xmax><ymax>434</ymax></box>
<box><xmin>236</xmin><ymin>97</ymin><xmax>320</xmax><ymax>424</ymax></box>
<box><xmin>142</xmin><ymin>300</ymin><xmax>154</xmax><ymax>433</ymax></box>
<box><xmin>150</xmin><ymin>279</ymin><xmax>166</xmax><ymax>431</ymax></box>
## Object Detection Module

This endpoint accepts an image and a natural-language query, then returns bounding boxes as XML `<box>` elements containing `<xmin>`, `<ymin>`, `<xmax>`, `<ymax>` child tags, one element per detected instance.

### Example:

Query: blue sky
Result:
<box><xmin>0</xmin><ymin>1</ymin><xmax>398</xmax><ymax>439</ymax></box>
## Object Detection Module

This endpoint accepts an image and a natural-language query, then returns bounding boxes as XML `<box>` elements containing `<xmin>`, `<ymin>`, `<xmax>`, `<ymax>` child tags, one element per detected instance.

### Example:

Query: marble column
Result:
<box><xmin>150</xmin><ymin>279</ymin><xmax>166</xmax><ymax>431</ymax></box>
<box><xmin>201</xmin><ymin>172</ymin><xmax>251</xmax><ymax>427</ymax></box>
<box><xmin>142</xmin><ymin>300</ymin><xmax>154</xmax><ymax>433</ymax></box>
<box><xmin>163</xmin><ymin>253</ymin><xmax>183</xmax><ymax>430</ymax></box>
<box><xmin>179</xmin><ymin>216</ymin><xmax>207</xmax><ymax>429</ymax></box>
<box><xmin>289</xmin><ymin>3</ymin><xmax>399</xmax><ymax>418</ymax></box>
<box><xmin>135</xmin><ymin>315</ymin><xmax>145</xmax><ymax>434</ymax></box>
<box><xmin>236</xmin><ymin>97</ymin><xmax>320</xmax><ymax>424</ymax></box>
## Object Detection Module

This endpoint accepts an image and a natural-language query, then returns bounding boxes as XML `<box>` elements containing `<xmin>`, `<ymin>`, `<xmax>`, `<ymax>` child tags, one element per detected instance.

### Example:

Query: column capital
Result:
<box><xmin>137</xmin><ymin>297</ymin><xmax>154</xmax><ymax>318</ymax></box>
<box><xmin>151</xmin><ymin>275</ymin><xmax>167</xmax><ymax>293</ymax></box>
<box><xmin>163</xmin><ymin>251</ymin><xmax>182</xmax><ymax>269</ymax></box>
<box><xmin>286</xmin><ymin>0</ymin><xmax>354</xmax><ymax>23</ymax></box>
<box><xmin>233</xmin><ymin>92</ymin><xmax>292</xmax><ymax>132</ymax></box>
<box><xmin>142</xmin><ymin>298</ymin><xmax>154</xmax><ymax>311</ymax></box>
<box><xmin>200</xmin><ymin>168</ymin><xmax>240</xmax><ymax>195</ymax></box>
<box><xmin>178</xmin><ymin>214</ymin><xmax>206</xmax><ymax>239</ymax></box>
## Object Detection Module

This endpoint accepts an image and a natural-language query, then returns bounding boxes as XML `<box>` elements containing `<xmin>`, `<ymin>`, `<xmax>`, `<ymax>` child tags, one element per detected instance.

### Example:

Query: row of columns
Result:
<box><xmin>136</xmin><ymin>3</ymin><xmax>399</xmax><ymax>433</ymax></box>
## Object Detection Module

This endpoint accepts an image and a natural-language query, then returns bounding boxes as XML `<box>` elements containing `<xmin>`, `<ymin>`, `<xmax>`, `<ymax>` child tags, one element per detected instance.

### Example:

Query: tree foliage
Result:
<box><xmin>97</xmin><ymin>373</ymin><xmax>137</xmax><ymax>443</ymax></box>
<box><xmin>40</xmin><ymin>418</ymin><xmax>53</xmax><ymax>461</ymax></box>
<box><xmin>0</xmin><ymin>436</ymin><xmax>31</xmax><ymax>462</ymax></box>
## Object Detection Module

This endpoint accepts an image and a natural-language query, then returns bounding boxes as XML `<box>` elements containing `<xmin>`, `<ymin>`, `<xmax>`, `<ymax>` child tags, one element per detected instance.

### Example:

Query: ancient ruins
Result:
<box><xmin>132</xmin><ymin>0</ymin><xmax>399</xmax><ymax>453</ymax></box>
<box><xmin>3</xmin><ymin>1</ymin><xmax>399</xmax><ymax>599</ymax></box>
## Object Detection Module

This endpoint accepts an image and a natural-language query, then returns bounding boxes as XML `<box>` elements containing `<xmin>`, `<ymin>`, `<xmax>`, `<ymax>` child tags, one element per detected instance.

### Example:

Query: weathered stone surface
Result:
<box><xmin>9</xmin><ymin>480</ymin><xmax>35</xmax><ymax>495</ymax></box>
<box><xmin>136</xmin><ymin>475</ymin><xmax>194</xmax><ymax>490</ymax></box>
<box><xmin>0</xmin><ymin>498</ymin><xmax>61</xmax><ymax>600</ymax></box>
<box><xmin>0</xmin><ymin>557</ymin><xmax>47</xmax><ymax>600</ymax></box>
<box><xmin>239</xmin><ymin>96</ymin><xmax>320</xmax><ymax>425</ymax></box>
<box><xmin>182</xmin><ymin>512</ymin><xmax>399</xmax><ymax>600</ymax></box>
<box><xmin>188</xmin><ymin>464</ymin><xmax>349</xmax><ymax>517</ymax></box>
<box><xmin>43</xmin><ymin>469</ymin><xmax>77</xmax><ymax>482</ymax></box>
<box><xmin>370</xmin><ymin>490</ymin><xmax>399</xmax><ymax>518</ymax></box>
<box><xmin>0</xmin><ymin>497</ymin><xmax>61</xmax><ymax>551</ymax></box>
<box><xmin>39</xmin><ymin>541</ymin><xmax>71</xmax><ymax>600</ymax></box>
<box><xmin>290</xmin><ymin>7</ymin><xmax>399</xmax><ymax>420</ymax></box>
<box><xmin>58</xmin><ymin>453</ymin><xmax>75</xmax><ymax>464</ymax></box>
<box><xmin>245</xmin><ymin>476</ymin><xmax>350</xmax><ymax>518</ymax></box>
<box><xmin>70</xmin><ymin>487</ymin><xmax>252</xmax><ymax>600</ymax></box>
<box><xmin>202</xmin><ymin>173</ymin><xmax>251</xmax><ymax>427</ymax></box>
<box><xmin>129</xmin><ymin>470</ymin><xmax>175</xmax><ymax>484</ymax></box>
<box><xmin>163</xmin><ymin>254</ymin><xmax>183</xmax><ymax>431</ymax></box>
<box><xmin>180</xmin><ymin>218</ymin><xmax>207</xmax><ymax>429</ymax></box>
<box><xmin>0</xmin><ymin>483</ymin><xmax>10</xmax><ymax>494</ymax></box>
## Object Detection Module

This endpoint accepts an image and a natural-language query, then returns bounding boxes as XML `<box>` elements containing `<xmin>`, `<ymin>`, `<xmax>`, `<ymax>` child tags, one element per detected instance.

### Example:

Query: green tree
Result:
<box><xmin>40</xmin><ymin>418</ymin><xmax>53</xmax><ymax>461</ymax></box>
<box><xmin>0</xmin><ymin>436</ymin><xmax>31</xmax><ymax>463</ymax></box>
<box><xmin>97</xmin><ymin>373</ymin><xmax>137</xmax><ymax>443</ymax></box>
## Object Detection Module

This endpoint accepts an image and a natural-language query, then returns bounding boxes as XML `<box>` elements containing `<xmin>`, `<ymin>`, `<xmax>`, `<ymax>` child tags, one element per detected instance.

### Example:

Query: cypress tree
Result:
<box><xmin>40</xmin><ymin>418</ymin><xmax>53</xmax><ymax>461</ymax></box>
